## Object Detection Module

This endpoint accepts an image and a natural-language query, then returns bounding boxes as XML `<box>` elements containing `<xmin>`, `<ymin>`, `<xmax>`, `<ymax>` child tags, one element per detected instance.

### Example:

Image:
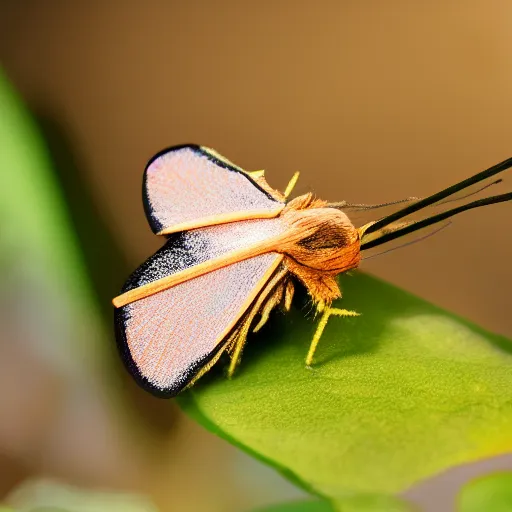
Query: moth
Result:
<box><xmin>113</xmin><ymin>144</ymin><xmax>512</xmax><ymax>397</ymax></box>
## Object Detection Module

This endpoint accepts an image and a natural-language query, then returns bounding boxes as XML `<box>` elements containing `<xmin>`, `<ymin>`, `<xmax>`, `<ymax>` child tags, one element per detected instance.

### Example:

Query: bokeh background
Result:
<box><xmin>0</xmin><ymin>2</ymin><xmax>511</xmax><ymax>511</ymax></box>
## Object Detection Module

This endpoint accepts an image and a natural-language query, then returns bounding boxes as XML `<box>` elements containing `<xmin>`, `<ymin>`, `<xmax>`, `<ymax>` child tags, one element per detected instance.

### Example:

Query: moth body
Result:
<box><xmin>276</xmin><ymin>194</ymin><xmax>361</xmax><ymax>305</ymax></box>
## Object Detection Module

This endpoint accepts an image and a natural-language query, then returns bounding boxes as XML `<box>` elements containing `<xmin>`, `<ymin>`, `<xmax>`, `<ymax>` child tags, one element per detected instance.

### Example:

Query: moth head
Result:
<box><xmin>280</xmin><ymin>206</ymin><xmax>361</xmax><ymax>274</ymax></box>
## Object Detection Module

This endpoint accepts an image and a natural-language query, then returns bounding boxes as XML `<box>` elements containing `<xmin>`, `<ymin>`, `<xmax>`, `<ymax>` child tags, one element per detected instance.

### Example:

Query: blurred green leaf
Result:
<box><xmin>0</xmin><ymin>67</ymin><xmax>107</xmax><ymax>371</ymax></box>
<box><xmin>179</xmin><ymin>272</ymin><xmax>512</xmax><ymax>503</ymax></box>
<box><xmin>0</xmin><ymin>70</ymin><xmax>89</xmax><ymax>297</ymax></box>
<box><xmin>252</xmin><ymin>499</ymin><xmax>334</xmax><ymax>512</ymax></box>
<box><xmin>251</xmin><ymin>493</ymin><xmax>412</xmax><ymax>512</ymax></box>
<box><xmin>31</xmin><ymin>111</ymin><xmax>130</xmax><ymax>324</ymax></box>
<box><xmin>6</xmin><ymin>479</ymin><xmax>159</xmax><ymax>512</ymax></box>
<box><xmin>332</xmin><ymin>494</ymin><xmax>412</xmax><ymax>512</ymax></box>
<box><xmin>458</xmin><ymin>472</ymin><xmax>512</xmax><ymax>512</ymax></box>
<box><xmin>0</xmin><ymin>65</ymin><xmax>148</xmax><ymax>499</ymax></box>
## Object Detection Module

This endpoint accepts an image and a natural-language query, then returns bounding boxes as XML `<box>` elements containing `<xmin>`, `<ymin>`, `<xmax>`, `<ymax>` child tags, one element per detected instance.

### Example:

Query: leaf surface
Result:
<box><xmin>179</xmin><ymin>272</ymin><xmax>512</xmax><ymax>502</ymax></box>
<box><xmin>252</xmin><ymin>493</ymin><xmax>412</xmax><ymax>512</ymax></box>
<box><xmin>252</xmin><ymin>499</ymin><xmax>334</xmax><ymax>512</ymax></box>
<box><xmin>458</xmin><ymin>472</ymin><xmax>512</xmax><ymax>512</ymax></box>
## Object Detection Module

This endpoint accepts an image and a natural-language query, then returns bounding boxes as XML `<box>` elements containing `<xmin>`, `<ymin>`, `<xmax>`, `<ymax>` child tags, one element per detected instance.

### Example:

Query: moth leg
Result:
<box><xmin>283</xmin><ymin>280</ymin><xmax>295</xmax><ymax>311</ymax></box>
<box><xmin>227</xmin><ymin>268</ymin><xmax>289</xmax><ymax>378</ymax></box>
<box><xmin>184</xmin><ymin>338</ymin><xmax>232</xmax><ymax>391</ymax></box>
<box><xmin>284</xmin><ymin>171</ymin><xmax>300</xmax><ymax>199</ymax></box>
<box><xmin>252</xmin><ymin>283</ymin><xmax>285</xmax><ymax>333</ymax></box>
<box><xmin>247</xmin><ymin>169</ymin><xmax>265</xmax><ymax>179</ymax></box>
<box><xmin>227</xmin><ymin>317</ymin><xmax>254</xmax><ymax>378</ymax></box>
<box><xmin>188</xmin><ymin>269</ymin><xmax>288</xmax><ymax>386</ymax></box>
<box><xmin>256</xmin><ymin>278</ymin><xmax>294</xmax><ymax>327</ymax></box>
<box><xmin>306</xmin><ymin>304</ymin><xmax>359</xmax><ymax>366</ymax></box>
<box><xmin>253</xmin><ymin>275</ymin><xmax>295</xmax><ymax>333</ymax></box>
<box><xmin>183</xmin><ymin>275</ymin><xmax>289</xmax><ymax>392</ymax></box>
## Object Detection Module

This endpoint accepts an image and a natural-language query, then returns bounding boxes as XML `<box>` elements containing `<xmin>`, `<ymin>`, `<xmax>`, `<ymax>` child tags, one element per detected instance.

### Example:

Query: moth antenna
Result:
<box><xmin>330</xmin><ymin>178</ymin><xmax>502</xmax><ymax>213</ymax></box>
<box><xmin>364</xmin><ymin>157</ymin><xmax>512</xmax><ymax>236</ymax></box>
<box><xmin>361</xmin><ymin>192</ymin><xmax>512</xmax><ymax>251</ymax></box>
<box><xmin>437</xmin><ymin>178</ymin><xmax>503</xmax><ymax>205</ymax></box>
<box><xmin>362</xmin><ymin>221</ymin><xmax>452</xmax><ymax>260</ymax></box>
<box><xmin>328</xmin><ymin>197</ymin><xmax>418</xmax><ymax>210</ymax></box>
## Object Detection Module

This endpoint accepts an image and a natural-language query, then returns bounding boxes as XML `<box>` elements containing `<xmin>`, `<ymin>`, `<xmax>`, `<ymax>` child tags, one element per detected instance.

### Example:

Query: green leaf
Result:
<box><xmin>0</xmin><ymin>65</ymin><xmax>145</xmax><ymax>500</ymax></box>
<box><xmin>6</xmin><ymin>479</ymin><xmax>159</xmax><ymax>512</ymax></box>
<box><xmin>0</xmin><ymin>67</ymin><xmax>114</xmax><ymax>379</ymax></box>
<box><xmin>251</xmin><ymin>499</ymin><xmax>334</xmax><ymax>512</ymax></box>
<box><xmin>458</xmin><ymin>472</ymin><xmax>512</xmax><ymax>512</ymax></box>
<box><xmin>0</xmin><ymin>68</ymin><xmax>104</xmax><ymax>365</ymax></box>
<box><xmin>251</xmin><ymin>494</ymin><xmax>412</xmax><ymax>512</ymax></box>
<box><xmin>178</xmin><ymin>272</ymin><xmax>512</xmax><ymax>503</ymax></box>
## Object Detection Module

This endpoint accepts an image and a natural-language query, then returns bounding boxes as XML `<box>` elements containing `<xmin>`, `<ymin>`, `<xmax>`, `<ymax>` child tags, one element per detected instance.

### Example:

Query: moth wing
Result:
<box><xmin>115</xmin><ymin>253</ymin><xmax>283</xmax><ymax>397</ymax></box>
<box><xmin>143</xmin><ymin>144</ymin><xmax>284</xmax><ymax>235</ymax></box>
<box><xmin>114</xmin><ymin>218</ymin><xmax>287</xmax><ymax>397</ymax></box>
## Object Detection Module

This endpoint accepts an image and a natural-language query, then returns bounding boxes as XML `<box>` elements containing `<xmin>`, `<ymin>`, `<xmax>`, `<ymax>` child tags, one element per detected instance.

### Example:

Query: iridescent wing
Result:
<box><xmin>143</xmin><ymin>144</ymin><xmax>284</xmax><ymax>235</ymax></box>
<box><xmin>114</xmin><ymin>219</ymin><xmax>286</xmax><ymax>397</ymax></box>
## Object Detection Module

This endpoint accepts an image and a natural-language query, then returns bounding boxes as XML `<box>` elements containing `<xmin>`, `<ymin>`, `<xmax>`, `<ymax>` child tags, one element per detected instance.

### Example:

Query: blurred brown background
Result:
<box><xmin>0</xmin><ymin>2</ymin><xmax>511</xmax><ymax>511</ymax></box>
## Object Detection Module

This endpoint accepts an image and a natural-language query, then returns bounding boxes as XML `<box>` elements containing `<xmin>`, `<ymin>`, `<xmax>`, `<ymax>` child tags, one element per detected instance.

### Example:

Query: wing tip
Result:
<box><xmin>114</xmin><ymin>305</ymin><xmax>223</xmax><ymax>399</ymax></box>
<box><xmin>144</xmin><ymin>143</ymin><xmax>201</xmax><ymax>172</ymax></box>
<box><xmin>143</xmin><ymin>144</ymin><xmax>203</xmax><ymax>235</ymax></box>
<box><xmin>114</xmin><ymin>307</ymin><xmax>181</xmax><ymax>398</ymax></box>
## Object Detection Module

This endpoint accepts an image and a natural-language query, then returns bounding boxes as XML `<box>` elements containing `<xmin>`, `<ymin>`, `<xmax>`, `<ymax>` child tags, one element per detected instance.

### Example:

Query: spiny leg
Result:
<box><xmin>252</xmin><ymin>283</ymin><xmax>284</xmax><ymax>333</ymax></box>
<box><xmin>227</xmin><ymin>317</ymin><xmax>253</xmax><ymax>378</ymax></box>
<box><xmin>305</xmin><ymin>304</ymin><xmax>359</xmax><ymax>367</ymax></box>
<box><xmin>247</xmin><ymin>169</ymin><xmax>265</xmax><ymax>179</ymax></box>
<box><xmin>284</xmin><ymin>171</ymin><xmax>300</xmax><ymax>199</ymax></box>
<box><xmin>187</xmin><ymin>270</ymin><xmax>290</xmax><ymax>388</ymax></box>
<box><xmin>184</xmin><ymin>338</ymin><xmax>231</xmax><ymax>391</ymax></box>
<box><xmin>253</xmin><ymin>276</ymin><xmax>296</xmax><ymax>333</ymax></box>
<box><xmin>227</xmin><ymin>268</ymin><xmax>289</xmax><ymax>377</ymax></box>
<box><xmin>283</xmin><ymin>280</ymin><xmax>295</xmax><ymax>311</ymax></box>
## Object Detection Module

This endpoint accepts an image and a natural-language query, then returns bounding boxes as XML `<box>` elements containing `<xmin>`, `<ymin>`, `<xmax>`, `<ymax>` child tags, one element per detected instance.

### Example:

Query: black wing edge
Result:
<box><xmin>142</xmin><ymin>143</ymin><xmax>283</xmax><ymax>234</ymax></box>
